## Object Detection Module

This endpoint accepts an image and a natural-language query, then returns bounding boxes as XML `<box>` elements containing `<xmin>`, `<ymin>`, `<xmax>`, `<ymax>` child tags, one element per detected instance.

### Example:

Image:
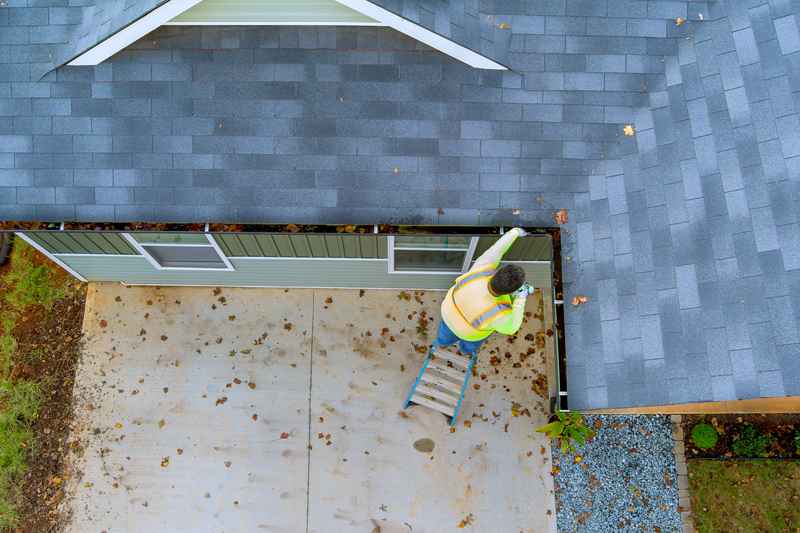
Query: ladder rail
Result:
<box><xmin>403</xmin><ymin>350</ymin><xmax>431</xmax><ymax>408</ymax></box>
<box><xmin>450</xmin><ymin>353</ymin><xmax>477</xmax><ymax>427</ymax></box>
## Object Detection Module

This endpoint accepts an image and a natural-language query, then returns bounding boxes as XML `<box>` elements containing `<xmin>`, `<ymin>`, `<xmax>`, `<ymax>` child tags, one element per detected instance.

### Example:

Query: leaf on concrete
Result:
<box><xmin>280</xmin><ymin>432</ymin><xmax>290</xmax><ymax>439</ymax></box>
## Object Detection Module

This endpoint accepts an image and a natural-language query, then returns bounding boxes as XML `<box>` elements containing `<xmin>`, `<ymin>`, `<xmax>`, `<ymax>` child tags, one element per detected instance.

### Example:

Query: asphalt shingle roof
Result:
<box><xmin>1</xmin><ymin>0</ymin><xmax>799</xmax><ymax>409</ymax></box>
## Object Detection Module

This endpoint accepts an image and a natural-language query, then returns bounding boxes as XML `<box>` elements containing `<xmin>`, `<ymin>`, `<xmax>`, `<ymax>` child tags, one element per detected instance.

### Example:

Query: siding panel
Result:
<box><xmin>58</xmin><ymin>256</ymin><xmax>553</xmax><ymax>290</ymax></box>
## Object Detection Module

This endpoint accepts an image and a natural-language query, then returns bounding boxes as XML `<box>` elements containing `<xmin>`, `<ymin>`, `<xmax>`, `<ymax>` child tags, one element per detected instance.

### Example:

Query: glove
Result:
<box><xmin>514</xmin><ymin>283</ymin><xmax>533</xmax><ymax>298</ymax></box>
<box><xmin>516</xmin><ymin>227</ymin><xmax>528</xmax><ymax>237</ymax></box>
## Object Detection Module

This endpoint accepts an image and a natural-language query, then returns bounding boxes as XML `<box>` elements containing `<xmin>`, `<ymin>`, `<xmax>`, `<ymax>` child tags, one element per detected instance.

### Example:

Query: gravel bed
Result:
<box><xmin>552</xmin><ymin>414</ymin><xmax>681</xmax><ymax>533</ymax></box>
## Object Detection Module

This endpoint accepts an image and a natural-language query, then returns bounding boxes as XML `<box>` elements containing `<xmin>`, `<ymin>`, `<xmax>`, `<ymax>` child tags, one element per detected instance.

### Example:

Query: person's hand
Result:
<box><xmin>515</xmin><ymin>227</ymin><xmax>528</xmax><ymax>237</ymax></box>
<box><xmin>514</xmin><ymin>283</ymin><xmax>533</xmax><ymax>298</ymax></box>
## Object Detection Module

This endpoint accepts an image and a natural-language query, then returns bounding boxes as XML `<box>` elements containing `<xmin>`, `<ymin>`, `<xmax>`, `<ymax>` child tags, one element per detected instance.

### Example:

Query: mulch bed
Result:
<box><xmin>2</xmin><ymin>250</ymin><xmax>86</xmax><ymax>532</ymax></box>
<box><xmin>683</xmin><ymin>414</ymin><xmax>800</xmax><ymax>459</ymax></box>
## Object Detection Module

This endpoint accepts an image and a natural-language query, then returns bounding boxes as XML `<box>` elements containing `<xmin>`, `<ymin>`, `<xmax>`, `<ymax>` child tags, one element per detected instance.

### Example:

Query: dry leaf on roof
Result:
<box><xmin>571</xmin><ymin>295</ymin><xmax>589</xmax><ymax>306</ymax></box>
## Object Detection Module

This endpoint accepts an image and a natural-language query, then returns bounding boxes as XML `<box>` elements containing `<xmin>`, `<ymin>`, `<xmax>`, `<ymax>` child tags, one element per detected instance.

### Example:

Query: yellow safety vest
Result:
<box><xmin>441</xmin><ymin>264</ymin><xmax>513</xmax><ymax>341</ymax></box>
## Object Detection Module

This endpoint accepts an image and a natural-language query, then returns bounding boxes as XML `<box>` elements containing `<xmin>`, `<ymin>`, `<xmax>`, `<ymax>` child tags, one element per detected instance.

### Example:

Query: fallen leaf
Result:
<box><xmin>215</xmin><ymin>396</ymin><xmax>228</xmax><ymax>406</ymax></box>
<box><xmin>498</xmin><ymin>21</ymin><xmax>510</xmax><ymax>29</ymax></box>
<box><xmin>280</xmin><ymin>432</ymin><xmax>290</xmax><ymax>439</ymax></box>
<box><xmin>160</xmin><ymin>457</ymin><xmax>170</xmax><ymax>468</ymax></box>
<box><xmin>457</xmin><ymin>513</ymin><xmax>475</xmax><ymax>528</ymax></box>
<box><xmin>228</xmin><ymin>315</ymin><xmax>236</xmax><ymax>321</ymax></box>
<box><xmin>248</xmin><ymin>382</ymin><xmax>256</xmax><ymax>390</ymax></box>
<box><xmin>158</xmin><ymin>419</ymin><xmax>166</xmax><ymax>429</ymax></box>
<box><xmin>675</xmin><ymin>16</ymin><xmax>685</xmax><ymax>25</ymax></box>
<box><xmin>571</xmin><ymin>295</ymin><xmax>589</xmax><ymax>306</ymax></box>
<box><xmin>252</xmin><ymin>414</ymin><xmax>258</xmax><ymax>421</ymax></box>
<box><xmin>160</xmin><ymin>335</ymin><xmax>168</xmax><ymax>341</ymax></box>
<box><xmin>114</xmin><ymin>422</ymin><xmax>123</xmax><ymax>429</ymax></box>
<box><xmin>285</xmin><ymin>224</ymin><xmax>300</xmax><ymax>233</ymax></box>
<box><xmin>224</xmin><ymin>461</ymin><xmax>232</xmax><ymax>468</ymax></box>
<box><xmin>99</xmin><ymin>319</ymin><xmax>108</xmax><ymax>328</ymax></box>
<box><xmin>325</xmin><ymin>297</ymin><xmax>333</xmax><ymax>304</ymax></box>
<box><xmin>623</xmin><ymin>124</ymin><xmax>635</xmax><ymax>137</ymax></box>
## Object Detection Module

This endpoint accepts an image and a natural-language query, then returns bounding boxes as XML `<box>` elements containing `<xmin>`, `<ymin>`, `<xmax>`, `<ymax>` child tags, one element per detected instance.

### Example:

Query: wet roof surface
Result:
<box><xmin>1</xmin><ymin>0</ymin><xmax>799</xmax><ymax>409</ymax></box>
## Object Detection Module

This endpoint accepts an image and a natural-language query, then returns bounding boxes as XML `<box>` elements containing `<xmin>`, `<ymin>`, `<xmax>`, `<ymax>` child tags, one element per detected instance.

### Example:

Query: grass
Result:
<box><xmin>689</xmin><ymin>459</ymin><xmax>800</xmax><ymax>533</ymax></box>
<box><xmin>0</xmin><ymin>241</ymin><xmax>68</xmax><ymax>530</ymax></box>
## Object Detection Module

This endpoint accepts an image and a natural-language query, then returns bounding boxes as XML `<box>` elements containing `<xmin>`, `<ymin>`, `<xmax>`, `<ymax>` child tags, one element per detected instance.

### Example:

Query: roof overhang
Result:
<box><xmin>66</xmin><ymin>0</ymin><xmax>507</xmax><ymax>70</ymax></box>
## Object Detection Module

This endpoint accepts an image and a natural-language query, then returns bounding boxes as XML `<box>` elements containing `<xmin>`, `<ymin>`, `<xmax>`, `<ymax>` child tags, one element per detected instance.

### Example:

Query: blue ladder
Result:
<box><xmin>403</xmin><ymin>346</ymin><xmax>477</xmax><ymax>426</ymax></box>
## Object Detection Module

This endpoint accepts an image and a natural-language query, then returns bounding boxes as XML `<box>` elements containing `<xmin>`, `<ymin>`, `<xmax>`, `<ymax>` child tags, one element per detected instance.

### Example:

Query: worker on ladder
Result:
<box><xmin>403</xmin><ymin>227</ymin><xmax>533</xmax><ymax>424</ymax></box>
<box><xmin>436</xmin><ymin>226</ymin><xmax>533</xmax><ymax>357</ymax></box>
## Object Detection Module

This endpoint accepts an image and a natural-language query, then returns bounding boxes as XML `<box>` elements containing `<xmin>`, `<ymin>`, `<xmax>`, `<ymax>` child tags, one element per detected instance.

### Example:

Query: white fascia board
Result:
<box><xmin>331</xmin><ymin>0</ymin><xmax>507</xmax><ymax>70</ymax></box>
<box><xmin>68</xmin><ymin>0</ymin><xmax>204</xmax><ymax>66</ymax></box>
<box><xmin>165</xmin><ymin>21</ymin><xmax>386</xmax><ymax>26</ymax></box>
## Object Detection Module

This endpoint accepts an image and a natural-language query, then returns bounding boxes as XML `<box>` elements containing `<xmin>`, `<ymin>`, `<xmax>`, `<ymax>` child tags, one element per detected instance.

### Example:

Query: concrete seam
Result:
<box><xmin>306</xmin><ymin>290</ymin><xmax>316</xmax><ymax>533</ymax></box>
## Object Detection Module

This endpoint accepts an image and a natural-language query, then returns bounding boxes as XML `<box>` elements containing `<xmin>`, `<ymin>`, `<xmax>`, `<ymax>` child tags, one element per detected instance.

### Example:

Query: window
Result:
<box><xmin>123</xmin><ymin>233</ymin><xmax>234</xmax><ymax>271</ymax></box>
<box><xmin>388</xmin><ymin>235</ymin><xmax>477</xmax><ymax>275</ymax></box>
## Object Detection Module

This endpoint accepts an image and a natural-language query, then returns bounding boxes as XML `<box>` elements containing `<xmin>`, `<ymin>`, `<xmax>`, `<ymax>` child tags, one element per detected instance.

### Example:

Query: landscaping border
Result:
<box><xmin>671</xmin><ymin>415</ymin><xmax>695</xmax><ymax>533</ymax></box>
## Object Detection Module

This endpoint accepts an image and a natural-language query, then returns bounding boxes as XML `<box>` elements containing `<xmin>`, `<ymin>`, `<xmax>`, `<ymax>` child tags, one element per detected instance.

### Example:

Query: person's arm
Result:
<box><xmin>491</xmin><ymin>293</ymin><xmax>527</xmax><ymax>335</ymax></box>
<box><xmin>473</xmin><ymin>227</ymin><xmax>526</xmax><ymax>268</ymax></box>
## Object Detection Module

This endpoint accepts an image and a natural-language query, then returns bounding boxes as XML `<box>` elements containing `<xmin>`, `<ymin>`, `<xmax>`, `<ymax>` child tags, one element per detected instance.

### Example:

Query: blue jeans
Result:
<box><xmin>434</xmin><ymin>320</ymin><xmax>485</xmax><ymax>356</ymax></box>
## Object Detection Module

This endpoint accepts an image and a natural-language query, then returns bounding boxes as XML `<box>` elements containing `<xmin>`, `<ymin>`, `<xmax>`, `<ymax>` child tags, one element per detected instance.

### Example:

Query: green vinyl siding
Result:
<box><xmin>170</xmin><ymin>0</ymin><xmax>378</xmax><ymax>25</ymax></box>
<box><xmin>23</xmin><ymin>231</ymin><xmax>137</xmax><ymax>255</ymax></box>
<box><xmin>55</xmin><ymin>256</ymin><xmax>553</xmax><ymax>290</ymax></box>
<box><xmin>213</xmin><ymin>233</ymin><xmax>386</xmax><ymax>259</ymax></box>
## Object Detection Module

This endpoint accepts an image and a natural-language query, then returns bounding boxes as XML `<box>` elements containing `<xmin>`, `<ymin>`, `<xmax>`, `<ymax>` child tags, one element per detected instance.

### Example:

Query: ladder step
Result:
<box><xmin>427</xmin><ymin>359</ymin><xmax>467</xmax><ymax>381</ymax></box>
<box><xmin>431</xmin><ymin>348</ymin><xmax>470</xmax><ymax>369</ymax></box>
<box><xmin>420</xmin><ymin>372</ymin><xmax>462</xmax><ymax>394</ymax></box>
<box><xmin>416</xmin><ymin>383</ymin><xmax>459</xmax><ymax>406</ymax></box>
<box><xmin>410</xmin><ymin>393</ymin><xmax>455</xmax><ymax>417</ymax></box>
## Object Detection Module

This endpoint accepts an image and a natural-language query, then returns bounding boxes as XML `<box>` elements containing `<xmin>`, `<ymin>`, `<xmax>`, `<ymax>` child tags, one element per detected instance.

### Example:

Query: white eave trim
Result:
<box><xmin>331</xmin><ymin>0</ymin><xmax>507</xmax><ymax>70</ymax></box>
<box><xmin>66</xmin><ymin>0</ymin><xmax>507</xmax><ymax>70</ymax></box>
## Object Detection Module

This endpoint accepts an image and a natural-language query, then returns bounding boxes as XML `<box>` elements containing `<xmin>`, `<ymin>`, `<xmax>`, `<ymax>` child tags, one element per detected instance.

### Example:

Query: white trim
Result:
<box><xmin>121</xmin><ymin>281</ymin><xmax>452</xmax><ymax>291</ymax></box>
<box><xmin>331</xmin><ymin>0</ymin><xmax>507</xmax><ymax>70</ymax></box>
<box><xmin>391</xmin><ymin>246</ymin><xmax>471</xmax><ymax>252</ymax></box>
<box><xmin>15</xmin><ymin>232</ymin><xmax>88</xmax><ymax>282</ymax></box>
<box><xmin>231</xmin><ymin>256</ymin><xmax>385</xmax><ymax>261</ymax></box>
<box><xmin>205</xmin><ymin>233</ymin><xmax>235</xmax><ymax>270</ymax></box>
<box><xmin>121</xmin><ymin>232</ymin><xmax>235</xmax><ymax>272</ymax></box>
<box><xmin>54</xmin><ymin>253</ymin><xmax>142</xmax><ymax>258</ymax></box>
<box><xmin>67</xmin><ymin>0</ymin><xmax>204</xmax><ymax>66</ymax></box>
<box><xmin>66</xmin><ymin>0</ymin><xmax>506</xmax><ymax>70</ymax></box>
<box><xmin>165</xmin><ymin>21</ymin><xmax>385</xmax><ymax>26</ymax></box>
<box><xmin>461</xmin><ymin>236</ymin><xmax>478</xmax><ymax>272</ymax></box>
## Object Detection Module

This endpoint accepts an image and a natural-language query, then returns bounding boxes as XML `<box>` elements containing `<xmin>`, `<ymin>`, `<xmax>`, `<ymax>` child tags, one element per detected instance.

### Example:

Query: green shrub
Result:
<box><xmin>691</xmin><ymin>422</ymin><xmax>719</xmax><ymax>450</ymax></box>
<box><xmin>732</xmin><ymin>424</ymin><xmax>771</xmax><ymax>457</ymax></box>
<box><xmin>794</xmin><ymin>429</ymin><xmax>800</xmax><ymax>455</ymax></box>
<box><xmin>536</xmin><ymin>411</ymin><xmax>595</xmax><ymax>454</ymax></box>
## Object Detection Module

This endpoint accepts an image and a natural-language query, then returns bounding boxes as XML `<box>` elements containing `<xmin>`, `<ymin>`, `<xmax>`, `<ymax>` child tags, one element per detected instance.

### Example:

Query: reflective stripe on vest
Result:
<box><xmin>470</xmin><ymin>302</ymin><xmax>512</xmax><ymax>329</ymax></box>
<box><xmin>454</xmin><ymin>264</ymin><xmax>495</xmax><ymax>290</ymax></box>
<box><xmin>451</xmin><ymin>265</ymin><xmax>512</xmax><ymax>331</ymax></box>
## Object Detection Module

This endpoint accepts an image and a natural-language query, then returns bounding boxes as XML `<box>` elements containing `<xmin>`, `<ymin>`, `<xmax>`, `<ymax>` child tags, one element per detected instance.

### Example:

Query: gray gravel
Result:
<box><xmin>552</xmin><ymin>414</ymin><xmax>681</xmax><ymax>533</ymax></box>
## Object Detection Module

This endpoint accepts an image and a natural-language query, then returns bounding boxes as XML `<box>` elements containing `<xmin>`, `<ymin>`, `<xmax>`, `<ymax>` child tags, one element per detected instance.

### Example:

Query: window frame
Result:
<box><xmin>387</xmin><ymin>235</ymin><xmax>478</xmax><ymax>275</ymax></box>
<box><xmin>122</xmin><ymin>233</ymin><xmax>235</xmax><ymax>272</ymax></box>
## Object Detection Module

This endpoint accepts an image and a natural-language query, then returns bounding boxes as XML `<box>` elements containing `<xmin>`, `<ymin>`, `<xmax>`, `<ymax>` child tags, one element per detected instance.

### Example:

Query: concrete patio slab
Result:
<box><xmin>64</xmin><ymin>283</ymin><xmax>556</xmax><ymax>532</ymax></box>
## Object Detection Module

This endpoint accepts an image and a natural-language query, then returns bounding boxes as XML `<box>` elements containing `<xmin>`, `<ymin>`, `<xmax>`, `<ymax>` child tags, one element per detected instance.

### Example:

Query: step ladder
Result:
<box><xmin>403</xmin><ymin>346</ymin><xmax>477</xmax><ymax>426</ymax></box>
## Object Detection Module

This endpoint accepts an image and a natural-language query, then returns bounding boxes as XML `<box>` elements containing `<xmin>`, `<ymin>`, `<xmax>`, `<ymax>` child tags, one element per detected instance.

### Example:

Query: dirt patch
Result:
<box><xmin>683</xmin><ymin>414</ymin><xmax>800</xmax><ymax>459</ymax></box>
<box><xmin>1</xmin><ymin>243</ymin><xmax>86</xmax><ymax>532</ymax></box>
